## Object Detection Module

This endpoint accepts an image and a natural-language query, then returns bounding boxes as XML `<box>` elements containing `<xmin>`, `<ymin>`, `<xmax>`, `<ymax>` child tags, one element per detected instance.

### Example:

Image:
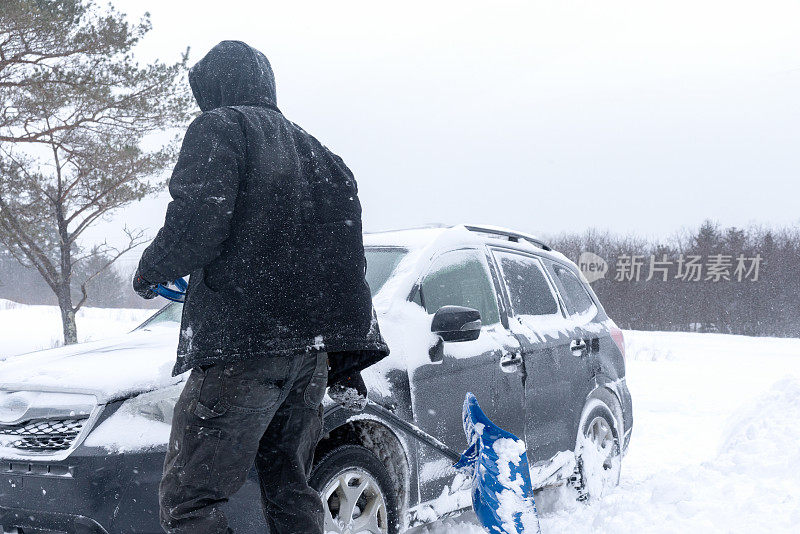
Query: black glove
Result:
<box><xmin>133</xmin><ymin>270</ymin><xmax>158</xmax><ymax>300</ymax></box>
<box><xmin>328</xmin><ymin>371</ymin><xmax>368</xmax><ymax>412</ymax></box>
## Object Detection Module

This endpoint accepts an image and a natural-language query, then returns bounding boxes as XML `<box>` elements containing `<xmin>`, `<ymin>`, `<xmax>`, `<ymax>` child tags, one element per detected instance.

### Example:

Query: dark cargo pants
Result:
<box><xmin>159</xmin><ymin>352</ymin><xmax>328</xmax><ymax>534</ymax></box>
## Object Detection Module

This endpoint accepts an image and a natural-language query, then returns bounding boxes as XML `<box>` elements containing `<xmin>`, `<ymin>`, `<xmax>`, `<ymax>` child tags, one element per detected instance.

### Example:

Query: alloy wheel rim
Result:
<box><xmin>321</xmin><ymin>468</ymin><xmax>388</xmax><ymax>534</ymax></box>
<box><xmin>586</xmin><ymin>416</ymin><xmax>615</xmax><ymax>468</ymax></box>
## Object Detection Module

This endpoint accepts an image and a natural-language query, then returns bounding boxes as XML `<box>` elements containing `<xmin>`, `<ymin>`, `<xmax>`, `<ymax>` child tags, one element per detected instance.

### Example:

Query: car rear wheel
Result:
<box><xmin>309</xmin><ymin>444</ymin><xmax>400</xmax><ymax>534</ymax></box>
<box><xmin>575</xmin><ymin>397</ymin><xmax>622</xmax><ymax>501</ymax></box>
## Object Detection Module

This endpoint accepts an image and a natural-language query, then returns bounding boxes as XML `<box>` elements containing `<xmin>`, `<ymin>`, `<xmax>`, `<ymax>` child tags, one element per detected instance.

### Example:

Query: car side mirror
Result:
<box><xmin>431</xmin><ymin>305</ymin><xmax>482</xmax><ymax>343</ymax></box>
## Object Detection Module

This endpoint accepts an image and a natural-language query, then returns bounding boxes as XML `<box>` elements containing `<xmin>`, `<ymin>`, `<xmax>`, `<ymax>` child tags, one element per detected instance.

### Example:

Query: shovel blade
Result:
<box><xmin>455</xmin><ymin>393</ymin><xmax>542</xmax><ymax>534</ymax></box>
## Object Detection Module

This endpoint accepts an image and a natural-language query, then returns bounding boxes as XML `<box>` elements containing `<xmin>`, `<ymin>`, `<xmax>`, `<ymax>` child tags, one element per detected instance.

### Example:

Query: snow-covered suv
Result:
<box><xmin>0</xmin><ymin>224</ymin><xmax>632</xmax><ymax>534</ymax></box>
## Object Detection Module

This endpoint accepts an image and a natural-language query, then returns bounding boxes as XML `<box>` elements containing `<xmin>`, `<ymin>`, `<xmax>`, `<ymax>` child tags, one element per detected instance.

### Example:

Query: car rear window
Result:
<box><xmin>550</xmin><ymin>262</ymin><xmax>596</xmax><ymax>316</ymax></box>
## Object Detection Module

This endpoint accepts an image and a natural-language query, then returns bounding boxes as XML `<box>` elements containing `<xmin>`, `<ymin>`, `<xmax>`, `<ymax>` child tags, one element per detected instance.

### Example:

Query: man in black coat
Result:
<box><xmin>133</xmin><ymin>40</ymin><xmax>389</xmax><ymax>534</ymax></box>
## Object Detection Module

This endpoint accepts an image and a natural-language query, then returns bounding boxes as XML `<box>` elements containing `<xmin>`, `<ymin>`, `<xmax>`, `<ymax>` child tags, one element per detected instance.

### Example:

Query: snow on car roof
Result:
<box><xmin>364</xmin><ymin>224</ymin><xmax>570</xmax><ymax>264</ymax></box>
<box><xmin>363</xmin><ymin>226</ymin><xmax>449</xmax><ymax>249</ymax></box>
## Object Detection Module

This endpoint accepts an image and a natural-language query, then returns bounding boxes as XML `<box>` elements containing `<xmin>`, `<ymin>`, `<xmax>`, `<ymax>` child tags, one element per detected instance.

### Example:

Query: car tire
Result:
<box><xmin>309</xmin><ymin>444</ymin><xmax>400</xmax><ymax>534</ymax></box>
<box><xmin>574</xmin><ymin>395</ymin><xmax>623</xmax><ymax>501</ymax></box>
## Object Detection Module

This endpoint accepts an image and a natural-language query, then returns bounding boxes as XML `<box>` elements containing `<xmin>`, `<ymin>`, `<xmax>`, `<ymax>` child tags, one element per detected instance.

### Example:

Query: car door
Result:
<box><xmin>409</xmin><ymin>247</ymin><xmax>525</xmax><ymax>502</ymax></box>
<box><xmin>543</xmin><ymin>259</ymin><xmax>601</xmax><ymax>433</ymax></box>
<box><xmin>490</xmin><ymin>248</ymin><xmax>587</xmax><ymax>463</ymax></box>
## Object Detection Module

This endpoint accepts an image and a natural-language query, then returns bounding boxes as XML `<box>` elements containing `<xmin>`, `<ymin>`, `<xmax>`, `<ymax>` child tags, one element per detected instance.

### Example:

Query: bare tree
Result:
<box><xmin>0</xmin><ymin>0</ymin><xmax>192</xmax><ymax>343</ymax></box>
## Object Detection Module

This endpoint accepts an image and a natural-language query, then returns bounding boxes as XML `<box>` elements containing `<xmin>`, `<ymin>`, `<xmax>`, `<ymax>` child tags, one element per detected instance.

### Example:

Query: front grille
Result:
<box><xmin>0</xmin><ymin>418</ymin><xmax>88</xmax><ymax>452</ymax></box>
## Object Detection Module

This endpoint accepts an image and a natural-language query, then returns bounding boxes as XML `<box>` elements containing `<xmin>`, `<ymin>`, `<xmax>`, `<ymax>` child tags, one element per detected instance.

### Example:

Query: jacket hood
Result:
<box><xmin>188</xmin><ymin>40</ymin><xmax>277</xmax><ymax>112</ymax></box>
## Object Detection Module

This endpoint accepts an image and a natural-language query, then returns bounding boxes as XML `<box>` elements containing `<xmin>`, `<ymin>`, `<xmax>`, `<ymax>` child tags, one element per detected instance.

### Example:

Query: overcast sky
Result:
<box><xmin>96</xmin><ymin>0</ymin><xmax>800</xmax><ymax>270</ymax></box>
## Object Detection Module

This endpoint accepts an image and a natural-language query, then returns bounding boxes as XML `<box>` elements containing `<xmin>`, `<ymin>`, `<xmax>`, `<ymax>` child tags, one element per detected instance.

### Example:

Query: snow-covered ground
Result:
<box><xmin>0</xmin><ymin>299</ymin><xmax>153</xmax><ymax>359</ymax></box>
<box><xmin>1</xmin><ymin>302</ymin><xmax>799</xmax><ymax>533</ymax></box>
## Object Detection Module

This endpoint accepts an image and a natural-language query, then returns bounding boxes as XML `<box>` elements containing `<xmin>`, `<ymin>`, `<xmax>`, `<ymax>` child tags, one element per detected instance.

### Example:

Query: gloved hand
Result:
<box><xmin>133</xmin><ymin>270</ymin><xmax>158</xmax><ymax>300</ymax></box>
<box><xmin>328</xmin><ymin>371</ymin><xmax>368</xmax><ymax>412</ymax></box>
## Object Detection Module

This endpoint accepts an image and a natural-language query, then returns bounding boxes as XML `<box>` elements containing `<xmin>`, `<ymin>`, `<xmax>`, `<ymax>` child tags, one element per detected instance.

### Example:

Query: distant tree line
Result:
<box><xmin>548</xmin><ymin>221</ymin><xmax>800</xmax><ymax>337</ymax></box>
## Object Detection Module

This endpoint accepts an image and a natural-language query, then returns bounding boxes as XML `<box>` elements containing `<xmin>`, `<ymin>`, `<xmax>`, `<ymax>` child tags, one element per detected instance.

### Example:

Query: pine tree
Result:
<box><xmin>0</xmin><ymin>0</ymin><xmax>192</xmax><ymax>343</ymax></box>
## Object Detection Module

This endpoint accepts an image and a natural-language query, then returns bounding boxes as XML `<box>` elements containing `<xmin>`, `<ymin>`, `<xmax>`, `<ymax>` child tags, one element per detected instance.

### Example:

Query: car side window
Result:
<box><xmin>421</xmin><ymin>249</ymin><xmax>501</xmax><ymax>326</ymax></box>
<box><xmin>492</xmin><ymin>250</ymin><xmax>559</xmax><ymax>317</ymax></box>
<box><xmin>550</xmin><ymin>263</ymin><xmax>596</xmax><ymax>316</ymax></box>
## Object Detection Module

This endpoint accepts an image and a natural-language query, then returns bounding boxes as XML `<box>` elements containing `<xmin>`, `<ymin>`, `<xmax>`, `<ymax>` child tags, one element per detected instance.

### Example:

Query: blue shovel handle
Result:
<box><xmin>154</xmin><ymin>278</ymin><xmax>188</xmax><ymax>303</ymax></box>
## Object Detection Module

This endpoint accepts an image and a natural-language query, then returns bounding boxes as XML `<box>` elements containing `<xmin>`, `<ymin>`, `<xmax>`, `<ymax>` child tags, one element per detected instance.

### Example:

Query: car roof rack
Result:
<box><xmin>463</xmin><ymin>224</ymin><xmax>552</xmax><ymax>251</ymax></box>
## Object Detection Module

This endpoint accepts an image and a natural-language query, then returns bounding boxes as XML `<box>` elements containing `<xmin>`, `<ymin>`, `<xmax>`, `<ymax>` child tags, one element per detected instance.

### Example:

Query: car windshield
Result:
<box><xmin>136</xmin><ymin>246</ymin><xmax>408</xmax><ymax>330</ymax></box>
<box><xmin>364</xmin><ymin>247</ymin><xmax>407</xmax><ymax>297</ymax></box>
<box><xmin>135</xmin><ymin>301</ymin><xmax>183</xmax><ymax>329</ymax></box>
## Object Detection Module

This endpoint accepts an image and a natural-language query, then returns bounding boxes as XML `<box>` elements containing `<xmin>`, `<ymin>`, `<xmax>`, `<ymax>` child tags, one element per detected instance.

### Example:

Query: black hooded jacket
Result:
<box><xmin>137</xmin><ymin>41</ymin><xmax>389</xmax><ymax>380</ymax></box>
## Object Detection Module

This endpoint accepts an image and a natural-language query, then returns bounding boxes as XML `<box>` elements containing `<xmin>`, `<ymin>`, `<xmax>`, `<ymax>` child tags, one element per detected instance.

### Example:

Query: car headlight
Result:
<box><xmin>83</xmin><ymin>382</ymin><xmax>185</xmax><ymax>453</ymax></box>
<box><xmin>0</xmin><ymin>392</ymin><xmax>33</xmax><ymax>423</ymax></box>
<box><xmin>122</xmin><ymin>382</ymin><xmax>185</xmax><ymax>425</ymax></box>
<box><xmin>0</xmin><ymin>390</ymin><xmax>96</xmax><ymax>425</ymax></box>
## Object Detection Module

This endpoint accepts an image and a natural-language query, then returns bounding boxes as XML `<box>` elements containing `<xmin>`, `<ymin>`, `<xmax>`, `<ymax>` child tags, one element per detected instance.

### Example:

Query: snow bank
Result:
<box><xmin>540</xmin><ymin>378</ymin><xmax>800</xmax><ymax>533</ymax></box>
<box><xmin>717</xmin><ymin>378</ymin><xmax>800</xmax><ymax>484</ymax></box>
<box><xmin>533</xmin><ymin>332</ymin><xmax>800</xmax><ymax>533</ymax></box>
<box><xmin>409</xmin><ymin>518</ymin><xmax>488</xmax><ymax>534</ymax></box>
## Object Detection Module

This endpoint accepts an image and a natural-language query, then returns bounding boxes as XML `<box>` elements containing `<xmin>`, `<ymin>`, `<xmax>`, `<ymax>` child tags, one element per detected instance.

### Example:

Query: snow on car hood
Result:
<box><xmin>0</xmin><ymin>303</ymin><xmax>437</xmax><ymax>406</ymax></box>
<box><xmin>0</xmin><ymin>323</ymin><xmax>185</xmax><ymax>403</ymax></box>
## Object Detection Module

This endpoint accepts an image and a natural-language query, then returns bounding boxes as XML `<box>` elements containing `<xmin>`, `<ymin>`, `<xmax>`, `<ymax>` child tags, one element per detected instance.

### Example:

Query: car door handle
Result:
<box><xmin>499</xmin><ymin>351</ymin><xmax>523</xmax><ymax>372</ymax></box>
<box><xmin>570</xmin><ymin>339</ymin><xmax>587</xmax><ymax>357</ymax></box>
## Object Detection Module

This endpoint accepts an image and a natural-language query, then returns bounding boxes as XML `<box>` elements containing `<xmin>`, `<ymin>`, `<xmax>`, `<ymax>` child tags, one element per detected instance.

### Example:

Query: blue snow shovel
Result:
<box><xmin>454</xmin><ymin>393</ymin><xmax>542</xmax><ymax>534</ymax></box>
<box><xmin>153</xmin><ymin>278</ymin><xmax>188</xmax><ymax>303</ymax></box>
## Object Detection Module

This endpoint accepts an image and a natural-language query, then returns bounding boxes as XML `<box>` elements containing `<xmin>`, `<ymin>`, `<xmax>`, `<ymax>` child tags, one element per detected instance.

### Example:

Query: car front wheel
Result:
<box><xmin>309</xmin><ymin>444</ymin><xmax>400</xmax><ymax>534</ymax></box>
